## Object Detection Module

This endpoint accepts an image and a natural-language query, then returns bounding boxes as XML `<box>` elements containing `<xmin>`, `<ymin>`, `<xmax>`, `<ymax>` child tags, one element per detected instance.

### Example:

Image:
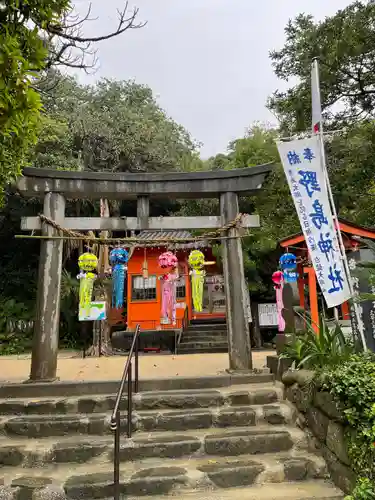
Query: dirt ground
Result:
<box><xmin>0</xmin><ymin>350</ymin><xmax>274</xmax><ymax>383</ymax></box>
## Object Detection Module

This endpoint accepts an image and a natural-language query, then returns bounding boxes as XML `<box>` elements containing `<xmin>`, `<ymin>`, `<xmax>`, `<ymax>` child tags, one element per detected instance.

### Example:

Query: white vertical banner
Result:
<box><xmin>277</xmin><ymin>136</ymin><xmax>351</xmax><ymax>308</ymax></box>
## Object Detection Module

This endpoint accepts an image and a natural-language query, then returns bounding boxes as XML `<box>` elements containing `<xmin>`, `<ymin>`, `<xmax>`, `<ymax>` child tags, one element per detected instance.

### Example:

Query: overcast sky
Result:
<box><xmin>73</xmin><ymin>0</ymin><xmax>351</xmax><ymax>158</ymax></box>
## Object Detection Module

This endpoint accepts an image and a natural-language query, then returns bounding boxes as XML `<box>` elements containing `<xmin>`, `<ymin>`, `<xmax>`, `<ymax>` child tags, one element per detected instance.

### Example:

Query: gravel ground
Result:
<box><xmin>0</xmin><ymin>351</ymin><xmax>274</xmax><ymax>383</ymax></box>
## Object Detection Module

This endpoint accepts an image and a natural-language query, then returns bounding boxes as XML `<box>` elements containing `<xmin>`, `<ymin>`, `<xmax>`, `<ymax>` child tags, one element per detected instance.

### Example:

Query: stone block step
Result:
<box><xmin>0</xmin><ymin>449</ymin><xmax>330</xmax><ymax>499</ymax></box>
<box><xmin>187</xmin><ymin>325</ymin><xmax>227</xmax><ymax>333</ymax></box>
<box><xmin>0</xmin><ymin>373</ymin><xmax>273</xmax><ymax>399</ymax></box>
<box><xmin>178</xmin><ymin>339</ymin><xmax>228</xmax><ymax>349</ymax></box>
<box><xmin>0</xmin><ymin>425</ymin><xmax>306</xmax><ymax>467</ymax></box>
<box><xmin>190</xmin><ymin>318</ymin><xmax>226</xmax><ymax>325</ymax></box>
<box><xmin>181</xmin><ymin>334</ymin><xmax>228</xmax><ymax>343</ymax></box>
<box><xmin>125</xmin><ymin>481</ymin><xmax>344</xmax><ymax>500</ymax></box>
<box><xmin>0</xmin><ymin>383</ymin><xmax>281</xmax><ymax>416</ymax></box>
<box><xmin>0</xmin><ymin>403</ymin><xmax>294</xmax><ymax>438</ymax></box>
<box><xmin>178</xmin><ymin>347</ymin><xmax>229</xmax><ymax>354</ymax></box>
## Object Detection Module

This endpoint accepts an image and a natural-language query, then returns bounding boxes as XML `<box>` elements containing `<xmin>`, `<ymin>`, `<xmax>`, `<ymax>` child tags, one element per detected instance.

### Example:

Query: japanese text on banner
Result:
<box><xmin>277</xmin><ymin>136</ymin><xmax>351</xmax><ymax>308</ymax></box>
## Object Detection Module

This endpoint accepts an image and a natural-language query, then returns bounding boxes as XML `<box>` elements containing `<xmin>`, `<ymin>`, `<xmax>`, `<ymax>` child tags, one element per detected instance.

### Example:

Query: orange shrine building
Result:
<box><xmin>109</xmin><ymin>231</ymin><xmax>225</xmax><ymax>331</ymax></box>
<box><xmin>279</xmin><ymin>218</ymin><xmax>375</xmax><ymax>332</ymax></box>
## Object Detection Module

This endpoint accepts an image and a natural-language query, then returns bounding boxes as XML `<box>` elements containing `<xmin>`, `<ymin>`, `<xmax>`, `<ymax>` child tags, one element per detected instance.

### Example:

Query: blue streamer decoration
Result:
<box><xmin>279</xmin><ymin>253</ymin><xmax>298</xmax><ymax>283</ymax></box>
<box><xmin>110</xmin><ymin>248</ymin><xmax>129</xmax><ymax>309</ymax></box>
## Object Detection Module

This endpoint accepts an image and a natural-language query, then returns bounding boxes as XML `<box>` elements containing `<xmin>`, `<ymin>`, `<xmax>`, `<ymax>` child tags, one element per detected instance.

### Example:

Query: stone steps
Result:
<box><xmin>0</xmin><ymin>402</ymin><xmax>294</xmax><ymax>438</ymax></box>
<box><xmin>0</xmin><ymin>373</ymin><xmax>273</xmax><ymax>399</ymax></box>
<box><xmin>178</xmin><ymin>343</ymin><xmax>229</xmax><ymax>354</ymax></box>
<box><xmin>179</xmin><ymin>323</ymin><xmax>229</xmax><ymax>353</ymax></box>
<box><xmin>0</xmin><ymin>383</ymin><xmax>282</xmax><ymax>415</ymax></box>
<box><xmin>181</xmin><ymin>334</ymin><xmax>228</xmax><ymax>343</ymax></box>
<box><xmin>0</xmin><ymin>374</ymin><xmax>344</xmax><ymax>499</ymax></box>
<box><xmin>187</xmin><ymin>324</ymin><xmax>227</xmax><ymax>332</ymax></box>
<box><xmin>0</xmin><ymin>448</ymin><xmax>330</xmax><ymax>499</ymax></box>
<box><xmin>0</xmin><ymin>389</ymin><xmax>263</xmax><ymax>413</ymax></box>
<box><xmin>0</xmin><ymin>424</ymin><xmax>305</xmax><ymax>466</ymax></box>
<box><xmin>178</xmin><ymin>346</ymin><xmax>229</xmax><ymax>354</ymax></box>
<box><xmin>179</xmin><ymin>340</ymin><xmax>228</xmax><ymax>348</ymax></box>
<box><xmin>124</xmin><ymin>481</ymin><xmax>344</xmax><ymax>499</ymax></box>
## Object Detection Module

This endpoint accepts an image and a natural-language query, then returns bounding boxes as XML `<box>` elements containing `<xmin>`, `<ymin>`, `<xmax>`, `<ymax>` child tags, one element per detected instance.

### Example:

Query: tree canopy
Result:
<box><xmin>3</xmin><ymin>0</ymin><xmax>375</xmax><ymax>348</ymax></box>
<box><xmin>0</xmin><ymin>0</ymin><xmax>144</xmax><ymax>202</ymax></box>
<box><xmin>31</xmin><ymin>72</ymin><xmax>201</xmax><ymax>173</ymax></box>
<box><xmin>268</xmin><ymin>1</ymin><xmax>375</xmax><ymax>133</ymax></box>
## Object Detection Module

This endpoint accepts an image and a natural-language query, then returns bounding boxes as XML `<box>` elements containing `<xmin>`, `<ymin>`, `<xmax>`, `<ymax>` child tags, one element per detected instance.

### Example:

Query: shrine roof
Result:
<box><xmin>137</xmin><ymin>230</ymin><xmax>209</xmax><ymax>249</ymax></box>
<box><xmin>279</xmin><ymin>218</ymin><xmax>375</xmax><ymax>248</ymax></box>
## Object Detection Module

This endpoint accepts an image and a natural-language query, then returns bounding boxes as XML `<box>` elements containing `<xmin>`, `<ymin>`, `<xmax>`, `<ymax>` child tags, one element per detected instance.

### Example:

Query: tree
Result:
<box><xmin>0</xmin><ymin>1</ymin><xmax>144</xmax><ymax>202</ymax></box>
<box><xmin>30</xmin><ymin>74</ymin><xmax>200</xmax><ymax>174</ymax></box>
<box><xmin>178</xmin><ymin>125</ymin><xmax>292</xmax><ymax>298</ymax></box>
<box><xmin>0</xmin><ymin>1</ymin><xmax>68</xmax><ymax>201</ymax></box>
<box><xmin>268</xmin><ymin>1</ymin><xmax>375</xmax><ymax>132</ymax></box>
<box><xmin>326</xmin><ymin>121</ymin><xmax>375</xmax><ymax>226</ymax></box>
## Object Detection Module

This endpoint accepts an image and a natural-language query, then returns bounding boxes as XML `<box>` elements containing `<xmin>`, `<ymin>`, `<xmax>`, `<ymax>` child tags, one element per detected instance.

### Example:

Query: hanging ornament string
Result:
<box><xmin>110</xmin><ymin>248</ymin><xmax>129</xmax><ymax>309</ymax></box>
<box><xmin>15</xmin><ymin>213</ymin><xmax>247</xmax><ymax>245</ymax></box>
<box><xmin>77</xmin><ymin>252</ymin><xmax>98</xmax><ymax>317</ymax></box>
<box><xmin>158</xmin><ymin>251</ymin><xmax>179</xmax><ymax>325</ymax></box>
<box><xmin>272</xmin><ymin>270</ymin><xmax>285</xmax><ymax>332</ymax></box>
<box><xmin>188</xmin><ymin>250</ymin><xmax>206</xmax><ymax>313</ymax></box>
<box><xmin>279</xmin><ymin>252</ymin><xmax>298</xmax><ymax>283</ymax></box>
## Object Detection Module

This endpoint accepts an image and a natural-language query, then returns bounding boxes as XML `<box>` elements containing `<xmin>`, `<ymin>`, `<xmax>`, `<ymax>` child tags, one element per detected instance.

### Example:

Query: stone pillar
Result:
<box><xmin>29</xmin><ymin>193</ymin><xmax>65</xmax><ymax>382</ymax></box>
<box><xmin>137</xmin><ymin>196</ymin><xmax>150</xmax><ymax>229</ymax></box>
<box><xmin>220</xmin><ymin>192</ymin><xmax>252</xmax><ymax>370</ymax></box>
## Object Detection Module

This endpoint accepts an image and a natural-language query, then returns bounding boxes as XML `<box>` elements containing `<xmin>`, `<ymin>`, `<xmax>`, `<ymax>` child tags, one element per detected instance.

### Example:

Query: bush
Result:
<box><xmin>0</xmin><ymin>298</ymin><xmax>34</xmax><ymax>354</ymax></box>
<box><xmin>321</xmin><ymin>354</ymin><xmax>375</xmax><ymax>500</ymax></box>
<box><xmin>280</xmin><ymin>316</ymin><xmax>355</xmax><ymax>369</ymax></box>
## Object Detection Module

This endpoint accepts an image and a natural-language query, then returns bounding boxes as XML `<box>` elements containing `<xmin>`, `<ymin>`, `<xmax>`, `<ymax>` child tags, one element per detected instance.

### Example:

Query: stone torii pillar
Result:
<box><xmin>29</xmin><ymin>193</ymin><xmax>65</xmax><ymax>382</ymax></box>
<box><xmin>220</xmin><ymin>192</ymin><xmax>252</xmax><ymax>370</ymax></box>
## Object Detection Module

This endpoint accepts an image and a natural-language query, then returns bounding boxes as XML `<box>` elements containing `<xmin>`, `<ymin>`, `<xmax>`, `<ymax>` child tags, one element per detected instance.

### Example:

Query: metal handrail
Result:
<box><xmin>110</xmin><ymin>323</ymin><xmax>140</xmax><ymax>500</ymax></box>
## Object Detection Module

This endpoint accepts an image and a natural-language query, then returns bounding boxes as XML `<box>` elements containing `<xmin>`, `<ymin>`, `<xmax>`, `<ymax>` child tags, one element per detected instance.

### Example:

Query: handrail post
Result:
<box><xmin>113</xmin><ymin>410</ymin><xmax>120</xmax><ymax>500</ymax></box>
<box><xmin>111</xmin><ymin>324</ymin><xmax>140</xmax><ymax>500</ymax></box>
<box><xmin>127</xmin><ymin>360</ymin><xmax>132</xmax><ymax>438</ymax></box>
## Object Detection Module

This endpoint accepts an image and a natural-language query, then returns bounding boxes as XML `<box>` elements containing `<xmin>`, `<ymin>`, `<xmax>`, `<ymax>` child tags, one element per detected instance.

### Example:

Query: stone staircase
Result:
<box><xmin>0</xmin><ymin>373</ymin><xmax>344</xmax><ymax>499</ymax></box>
<box><xmin>178</xmin><ymin>320</ymin><xmax>228</xmax><ymax>354</ymax></box>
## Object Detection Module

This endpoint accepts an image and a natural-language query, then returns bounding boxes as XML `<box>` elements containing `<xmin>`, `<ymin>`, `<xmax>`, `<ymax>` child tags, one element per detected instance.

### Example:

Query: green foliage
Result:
<box><xmin>321</xmin><ymin>354</ymin><xmax>375</xmax><ymax>499</ymax></box>
<box><xmin>31</xmin><ymin>73</ymin><xmax>200</xmax><ymax>173</ymax></box>
<box><xmin>327</xmin><ymin>122</ymin><xmax>375</xmax><ymax>226</ymax></box>
<box><xmin>0</xmin><ymin>0</ymin><xmax>71</xmax><ymax>201</ymax></box>
<box><xmin>0</xmin><ymin>297</ymin><xmax>34</xmax><ymax>354</ymax></box>
<box><xmin>345</xmin><ymin>478</ymin><xmax>375</xmax><ymax>500</ymax></box>
<box><xmin>268</xmin><ymin>1</ymin><xmax>375</xmax><ymax>132</ymax></box>
<box><xmin>280</xmin><ymin>317</ymin><xmax>355</xmax><ymax>369</ymax></box>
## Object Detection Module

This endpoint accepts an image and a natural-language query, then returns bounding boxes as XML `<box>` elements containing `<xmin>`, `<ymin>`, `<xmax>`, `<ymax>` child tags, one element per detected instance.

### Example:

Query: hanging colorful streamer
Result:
<box><xmin>77</xmin><ymin>252</ymin><xmax>98</xmax><ymax>316</ymax></box>
<box><xmin>279</xmin><ymin>253</ymin><xmax>298</xmax><ymax>283</ymax></box>
<box><xmin>158</xmin><ymin>251</ymin><xmax>178</xmax><ymax>325</ymax></box>
<box><xmin>272</xmin><ymin>270</ymin><xmax>285</xmax><ymax>332</ymax></box>
<box><xmin>110</xmin><ymin>248</ymin><xmax>129</xmax><ymax>309</ymax></box>
<box><xmin>188</xmin><ymin>250</ymin><xmax>206</xmax><ymax>313</ymax></box>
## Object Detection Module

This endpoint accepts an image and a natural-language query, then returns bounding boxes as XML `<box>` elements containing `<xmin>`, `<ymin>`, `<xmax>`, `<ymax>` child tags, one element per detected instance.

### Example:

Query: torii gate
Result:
<box><xmin>17</xmin><ymin>164</ymin><xmax>272</xmax><ymax>381</ymax></box>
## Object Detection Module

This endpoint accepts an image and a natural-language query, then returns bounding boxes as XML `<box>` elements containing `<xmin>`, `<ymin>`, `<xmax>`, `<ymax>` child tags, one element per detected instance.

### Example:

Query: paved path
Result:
<box><xmin>0</xmin><ymin>351</ymin><xmax>274</xmax><ymax>383</ymax></box>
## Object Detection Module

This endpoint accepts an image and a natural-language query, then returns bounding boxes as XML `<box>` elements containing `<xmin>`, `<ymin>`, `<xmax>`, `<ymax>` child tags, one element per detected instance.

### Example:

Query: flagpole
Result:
<box><xmin>312</xmin><ymin>58</ymin><xmax>367</xmax><ymax>351</ymax></box>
